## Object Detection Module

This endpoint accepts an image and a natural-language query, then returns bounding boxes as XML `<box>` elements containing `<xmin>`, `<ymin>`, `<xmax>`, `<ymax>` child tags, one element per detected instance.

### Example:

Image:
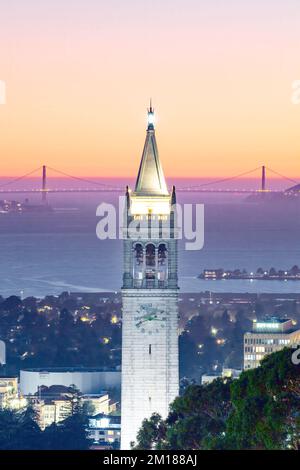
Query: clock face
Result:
<box><xmin>134</xmin><ymin>303</ymin><xmax>167</xmax><ymax>335</ymax></box>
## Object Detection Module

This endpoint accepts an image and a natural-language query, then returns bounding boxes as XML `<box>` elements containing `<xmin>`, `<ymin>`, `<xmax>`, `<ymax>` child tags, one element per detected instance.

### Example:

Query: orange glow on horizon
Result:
<box><xmin>0</xmin><ymin>1</ymin><xmax>299</xmax><ymax>179</ymax></box>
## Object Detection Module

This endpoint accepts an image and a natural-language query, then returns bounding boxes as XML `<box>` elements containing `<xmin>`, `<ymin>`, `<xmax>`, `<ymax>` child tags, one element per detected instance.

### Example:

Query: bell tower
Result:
<box><xmin>121</xmin><ymin>105</ymin><xmax>179</xmax><ymax>449</ymax></box>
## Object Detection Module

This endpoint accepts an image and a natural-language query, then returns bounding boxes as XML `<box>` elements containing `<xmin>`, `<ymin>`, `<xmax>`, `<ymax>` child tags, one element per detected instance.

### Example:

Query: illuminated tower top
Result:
<box><xmin>134</xmin><ymin>103</ymin><xmax>169</xmax><ymax>197</ymax></box>
<box><xmin>147</xmin><ymin>100</ymin><xmax>155</xmax><ymax>130</ymax></box>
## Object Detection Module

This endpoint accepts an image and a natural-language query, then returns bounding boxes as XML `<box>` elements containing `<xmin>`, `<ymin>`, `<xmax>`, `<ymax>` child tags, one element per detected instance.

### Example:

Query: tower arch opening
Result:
<box><xmin>145</xmin><ymin>243</ymin><xmax>156</xmax><ymax>287</ymax></box>
<box><xmin>133</xmin><ymin>243</ymin><xmax>144</xmax><ymax>287</ymax></box>
<box><xmin>158</xmin><ymin>243</ymin><xmax>168</xmax><ymax>287</ymax></box>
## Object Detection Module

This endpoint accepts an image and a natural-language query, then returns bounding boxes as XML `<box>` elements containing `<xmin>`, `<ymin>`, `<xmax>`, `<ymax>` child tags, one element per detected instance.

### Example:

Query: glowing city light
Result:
<box><xmin>98</xmin><ymin>418</ymin><xmax>110</xmax><ymax>428</ymax></box>
<box><xmin>256</xmin><ymin>322</ymin><xmax>280</xmax><ymax>330</ymax></box>
<box><xmin>148</xmin><ymin>111</ymin><xmax>155</xmax><ymax>127</ymax></box>
<box><xmin>80</xmin><ymin>316</ymin><xmax>89</xmax><ymax>322</ymax></box>
<box><xmin>216</xmin><ymin>338</ymin><xmax>225</xmax><ymax>345</ymax></box>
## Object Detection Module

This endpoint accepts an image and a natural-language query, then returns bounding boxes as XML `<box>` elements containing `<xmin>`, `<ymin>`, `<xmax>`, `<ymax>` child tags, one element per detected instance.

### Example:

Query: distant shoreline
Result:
<box><xmin>198</xmin><ymin>266</ymin><xmax>300</xmax><ymax>281</ymax></box>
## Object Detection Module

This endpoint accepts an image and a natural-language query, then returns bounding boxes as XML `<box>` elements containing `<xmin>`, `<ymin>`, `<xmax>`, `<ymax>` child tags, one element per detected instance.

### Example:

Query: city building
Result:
<box><xmin>202</xmin><ymin>269</ymin><xmax>224</xmax><ymax>280</ymax></box>
<box><xmin>244</xmin><ymin>317</ymin><xmax>300</xmax><ymax>369</ymax></box>
<box><xmin>27</xmin><ymin>385</ymin><xmax>117</xmax><ymax>430</ymax></box>
<box><xmin>201</xmin><ymin>367</ymin><xmax>242</xmax><ymax>385</ymax></box>
<box><xmin>0</xmin><ymin>377</ymin><xmax>27</xmax><ymax>410</ymax></box>
<box><xmin>87</xmin><ymin>413</ymin><xmax>121</xmax><ymax>449</ymax></box>
<box><xmin>82</xmin><ymin>393</ymin><xmax>117</xmax><ymax>415</ymax></box>
<box><xmin>32</xmin><ymin>397</ymin><xmax>73</xmax><ymax>430</ymax></box>
<box><xmin>20</xmin><ymin>367</ymin><xmax>120</xmax><ymax>395</ymax></box>
<box><xmin>121</xmin><ymin>105</ymin><xmax>179</xmax><ymax>449</ymax></box>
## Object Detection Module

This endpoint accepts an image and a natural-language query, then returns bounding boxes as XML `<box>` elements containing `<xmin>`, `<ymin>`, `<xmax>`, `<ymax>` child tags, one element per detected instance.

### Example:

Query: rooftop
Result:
<box><xmin>252</xmin><ymin>317</ymin><xmax>296</xmax><ymax>333</ymax></box>
<box><xmin>21</xmin><ymin>367</ymin><xmax>120</xmax><ymax>373</ymax></box>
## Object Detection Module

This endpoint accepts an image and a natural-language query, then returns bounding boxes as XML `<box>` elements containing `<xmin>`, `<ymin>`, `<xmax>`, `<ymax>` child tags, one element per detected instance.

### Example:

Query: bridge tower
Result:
<box><xmin>261</xmin><ymin>165</ymin><xmax>266</xmax><ymax>191</ymax></box>
<box><xmin>42</xmin><ymin>165</ymin><xmax>47</xmax><ymax>204</ymax></box>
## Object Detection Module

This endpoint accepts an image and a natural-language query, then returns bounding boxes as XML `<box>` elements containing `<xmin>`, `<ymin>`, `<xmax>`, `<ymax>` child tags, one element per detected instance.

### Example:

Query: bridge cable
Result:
<box><xmin>265</xmin><ymin>167</ymin><xmax>300</xmax><ymax>186</ymax></box>
<box><xmin>180</xmin><ymin>166</ymin><xmax>262</xmax><ymax>189</ymax></box>
<box><xmin>0</xmin><ymin>166</ymin><xmax>43</xmax><ymax>189</ymax></box>
<box><xmin>46</xmin><ymin>166</ymin><xmax>117</xmax><ymax>189</ymax></box>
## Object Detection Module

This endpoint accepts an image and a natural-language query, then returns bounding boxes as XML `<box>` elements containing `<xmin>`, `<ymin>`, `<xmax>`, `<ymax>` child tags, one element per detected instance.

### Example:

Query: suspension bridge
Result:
<box><xmin>0</xmin><ymin>165</ymin><xmax>298</xmax><ymax>204</ymax></box>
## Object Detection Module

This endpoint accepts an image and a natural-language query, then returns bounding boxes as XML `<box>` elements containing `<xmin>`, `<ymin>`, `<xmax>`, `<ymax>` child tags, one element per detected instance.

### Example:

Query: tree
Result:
<box><xmin>290</xmin><ymin>265</ymin><xmax>300</xmax><ymax>276</ymax></box>
<box><xmin>224</xmin><ymin>348</ymin><xmax>300</xmax><ymax>450</ymax></box>
<box><xmin>81</xmin><ymin>400</ymin><xmax>96</xmax><ymax>416</ymax></box>
<box><xmin>0</xmin><ymin>409</ymin><xmax>22</xmax><ymax>449</ymax></box>
<box><xmin>135</xmin><ymin>349</ymin><xmax>300</xmax><ymax>450</ymax></box>
<box><xmin>0</xmin><ymin>405</ymin><xmax>90</xmax><ymax>450</ymax></box>
<box><xmin>0</xmin><ymin>408</ymin><xmax>42</xmax><ymax>450</ymax></box>
<box><xmin>134</xmin><ymin>413</ymin><xmax>166</xmax><ymax>449</ymax></box>
<box><xmin>68</xmin><ymin>385</ymin><xmax>82</xmax><ymax>414</ymax></box>
<box><xmin>135</xmin><ymin>379</ymin><xmax>231</xmax><ymax>450</ymax></box>
<box><xmin>17</xmin><ymin>406</ymin><xmax>42</xmax><ymax>449</ymax></box>
<box><xmin>0</xmin><ymin>296</ymin><xmax>22</xmax><ymax>312</ymax></box>
<box><xmin>269</xmin><ymin>267</ymin><xmax>277</xmax><ymax>276</ymax></box>
<box><xmin>40</xmin><ymin>412</ymin><xmax>89</xmax><ymax>450</ymax></box>
<box><xmin>179</xmin><ymin>332</ymin><xmax>200</xmax><ymax>379</ymax></box>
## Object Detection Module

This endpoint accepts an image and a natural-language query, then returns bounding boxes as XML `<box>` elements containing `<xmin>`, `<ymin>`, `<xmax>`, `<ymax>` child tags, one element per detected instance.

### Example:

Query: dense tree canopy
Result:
<box><xmin>135</xmin><ymin>348</ymin><xmax>300</xmax><ymax>450</ymax></box>
<box><xmin>0</xmin><ymin>294</ymin><xmax>122</xmax><ymax>374</ymax></box>
<box><xmin>0</xmin><ymin>407</ymin><xmax>89</xmax><ymax>450</ymax></box>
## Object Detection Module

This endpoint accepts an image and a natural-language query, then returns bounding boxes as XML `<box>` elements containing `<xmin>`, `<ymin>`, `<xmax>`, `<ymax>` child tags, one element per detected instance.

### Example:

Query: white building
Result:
<box><xmin>244</xmin><ymin>317</ymin><xmax>300</xmax><ymax>370</ymax></box>
<box><xmin>28</xmin><ymin>386</ymin><xmax>116</xmax><ymax>430</ymax></box>
<box><xmin>33</xmin><ymin>397</ymin><xmax>73</xmax><ymax>430</ymax></box>
<box><xmin>121</xmin><ymin>105</ymin><xmax>179</xmax><ymax>449</ymax></box>
<box><xmin>20</xmin><ymin>367</ymin><xmax>120</xmax><ymax>395</ymax></box>
<box><xmin>201</xmin><ymin>367</ymin><xmax>242</xmax><ymax>385</ymax></box>
<box><xmin>0</xmin><ymin>377</ymin><xmax>27</xmax><ymax>410</ymax></box>
<box><xmin>88</xmin><ymin>414</ymin><xmax>121</xmax><ymax>449</ymax></box>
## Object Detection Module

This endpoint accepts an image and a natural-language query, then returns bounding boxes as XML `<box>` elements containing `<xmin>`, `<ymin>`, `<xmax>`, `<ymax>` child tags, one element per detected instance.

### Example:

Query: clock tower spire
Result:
<box><xmin>134</xmin><ymin>102</ymin><xmax>168</xmax><ymax>196</ymax></box>
<box><xmin>121</xmin><ymin>106</ymin><xmax>179</xmax><ymax>449</ymax></box>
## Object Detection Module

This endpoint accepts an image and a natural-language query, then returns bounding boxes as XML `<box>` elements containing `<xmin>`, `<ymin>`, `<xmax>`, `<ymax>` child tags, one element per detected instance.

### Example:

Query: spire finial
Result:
<box><xmin>135</xmin><ymin>104</ymin><xmax>168</xmax><ymax>196</ymax></box>
<box><xmin>147</xmin><ymin>99</ymin><xmax>155</xmax><ymax>130</ymax></box>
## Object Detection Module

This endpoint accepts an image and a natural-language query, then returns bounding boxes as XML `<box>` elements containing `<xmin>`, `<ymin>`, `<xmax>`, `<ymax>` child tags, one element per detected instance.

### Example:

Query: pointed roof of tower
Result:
<box><xmin>134</xmin><ymin>104</ymin><xmax>169</xmax><ymax>196</ymax></box>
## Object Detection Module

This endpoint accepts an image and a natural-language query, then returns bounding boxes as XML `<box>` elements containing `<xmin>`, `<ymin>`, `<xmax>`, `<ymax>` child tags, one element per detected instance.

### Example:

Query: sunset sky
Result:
<box><xmin>0</xmin><ymin>0</ymin><xmax>299</xmax><ymax>178</ymax></box>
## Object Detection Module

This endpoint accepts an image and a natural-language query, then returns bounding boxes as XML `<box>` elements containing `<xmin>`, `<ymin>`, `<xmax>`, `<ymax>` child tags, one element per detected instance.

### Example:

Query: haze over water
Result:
<box><xmin>0</xmin><ymin>178</ymin><xmax>299</xmax><ymax>298</ymax></box>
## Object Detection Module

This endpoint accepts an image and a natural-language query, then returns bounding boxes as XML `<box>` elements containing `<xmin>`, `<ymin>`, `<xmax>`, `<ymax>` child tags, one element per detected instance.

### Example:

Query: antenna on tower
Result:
<box><xmin>147</xmin><ymin>99</ymin><xmax>155</xmax><ymax>129</ymax></box>
<box><xmin>149</xmin><ymin>98</ymin><xmax>154</xmax><ymax>113</ymax></box>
